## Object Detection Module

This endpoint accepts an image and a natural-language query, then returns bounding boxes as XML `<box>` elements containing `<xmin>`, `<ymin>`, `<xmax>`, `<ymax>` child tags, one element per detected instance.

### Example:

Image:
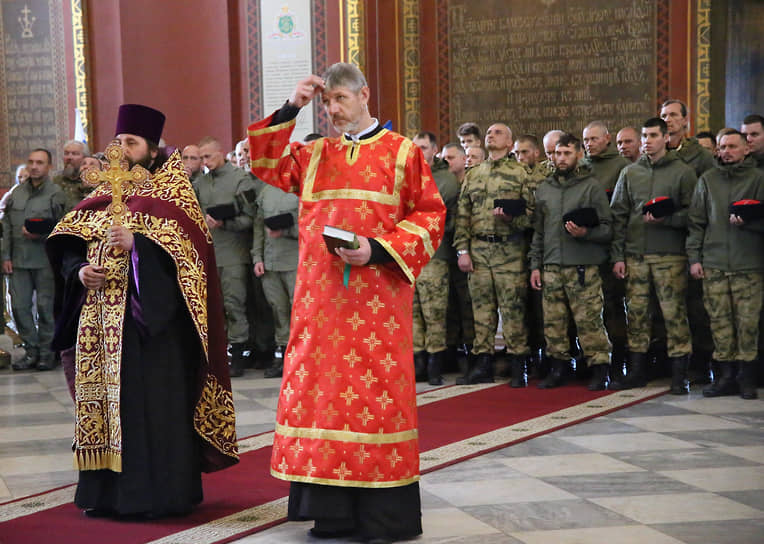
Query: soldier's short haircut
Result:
<box><xmin>516</xmin><ymin>134</ymin><xmax>540</xmax><ymax>148</ymax></box>
<box><xmin>717</xmin><ymin>128</ymin><xmax>746</xmax><ymax>144</ymax></box>
<box><xmin>584</xmin><ymin>120</ymin><xmax>609</xmax><ymax>134</ymax></box>
<box><xmin>443</xmin><ymin>142</ymin><xmax>465</xmax><ymax>155</ymax></box>
<box><xmin>661</xmin><ymin>99</ymin><xmax>688</xmax><ymax>118</ymax></box>
<box><xmin>415</xmin><ymin>131</ymin><xmax>438</xmax><ymax>147</ymax></box>
<box><xmin>198</xmin><ymin>136</ymin><xmax>221</xmax><ymax>149</ymax></box>
<box><xmin>695</xmin><ymin>130</ymin><xmax>715</xmax><ymax>141</ymax></box>
<box><xmin>643</xmin><ymin>117</ymin><xmax>668</xmax><ymax>135</ymax></box>
<box><xmin>556</xmin><ymin>133</ymin><xmax>581</xmax><ymax>151</ymax></box>
<box><xmin>742</xmin><ymin>113</ymin><xmax>764</xmax><ymax>127</ymax></box>
<box><xmin>64</xmin><ymin>139</ymin><xmax>90</xmax><ymax>156</ymax></box>
<box><xmin>322</xmin><ymin>62</ymin><xmax>367</xmax><ymax>93</ymax></box>
<box><xmin>457</xmin><ymin>122</ymin><xmax>481</xmax><ymax>139</ymax></box>
<box><xmin>30</xmin><ymin>148</ymin><xmax>52</xmax><ymax>163</ymax></box>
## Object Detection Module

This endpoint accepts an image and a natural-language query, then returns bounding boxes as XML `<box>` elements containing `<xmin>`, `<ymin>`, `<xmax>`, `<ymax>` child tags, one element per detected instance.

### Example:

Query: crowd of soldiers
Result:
<box><xmin>2</xmin><ymin>102</ymin><xmax>762</xmax><ymax>402</ymax></box>
<box><xmin>412</xmin><ymin>103</ymin><xmax>764</xmax><ymax>401</ymax></box>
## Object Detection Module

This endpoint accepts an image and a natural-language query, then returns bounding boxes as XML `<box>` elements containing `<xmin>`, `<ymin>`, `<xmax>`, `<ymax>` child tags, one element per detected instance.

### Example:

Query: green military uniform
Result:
<box><xmin>52</xmin><ymin>171</ymin><xmax>93</xmax><ymax>213</ymax></box>
<box><xmin>674</xmin><ymin>136</ymin><xmax>717</xmax><ymax>372</ymax></box>
<box><xmin>193</xmin><ymin>162</ymin><xmax>257</xmax><ymax>355</ymax></box>
<box><xmin>584</xmin><ymin>143</ymin><xmax>629</xmax><ymax>367</ymax></box>
<box><xmin>1</xmin><ymin>177</ymin><xmax>66</xmax><ymax>367</ymax></box>
<box><xmin>252</xmin><ymin>183</ymin><xmax>298</xmax><ymax>376</ymax></box>
<box><xmin>529</xmin><ymin>163</ymin><xmax>613</xmax><ymax>387</ymax></box>
<box><xmin>687</xmin><ymin>155</ymin><xmax>764</xmax><ymax>398</ymax></box>
<box><xmin>610</xmin><ymin>151</ymin><xmax>697</xmax><ymax>392</ymax></box>
<box><xmin>412</xmin><ymin>159</ymin><xmax>459</xmax><ymax>384</ymax></box>
<box><xmin>454</xmin><ymin>154</ymin><xmax>533</xmax><ymax>383</ymax></box>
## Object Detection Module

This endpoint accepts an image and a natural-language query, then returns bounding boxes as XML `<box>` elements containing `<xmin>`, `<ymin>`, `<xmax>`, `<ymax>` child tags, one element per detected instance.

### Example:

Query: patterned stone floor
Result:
<box><xmin>1</xmin><ymin>362</ymin><xmax>762</xmax><ymax>543</ymax></box>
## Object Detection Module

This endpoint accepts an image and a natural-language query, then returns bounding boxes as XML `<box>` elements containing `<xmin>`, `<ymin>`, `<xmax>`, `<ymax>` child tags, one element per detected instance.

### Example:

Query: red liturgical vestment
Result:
<box><xmin>249</xmin><ymin>114</ymin><xmax>445</xmax><ymax>488</ymax></box>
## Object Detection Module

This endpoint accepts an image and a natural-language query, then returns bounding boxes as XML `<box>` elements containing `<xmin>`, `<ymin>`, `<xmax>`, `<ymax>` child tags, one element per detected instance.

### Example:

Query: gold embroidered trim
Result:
<box><xmin>302</xmin><ymin>138</ymin><xmax>325</xmax><ymax>201</ymax></box>
<box><xmin>399</xmin><ymin>219</ymin><xmax>435</xmax><ymax>257</ymax></box>
<box><xmin>275</xmin><ymin>422</ymin><xmax>418</xmax><ymax>444</ymax></box>
<box><xmin>195</xmin><ymin>374</ymin><xmax>239</xmax><ymax>459</ymax></box>
<box><xmin>270</xmin><ymin>468</ymin><xmax>419</xmax><ymax>489</ymax></box>
<box><xmin>250</xmin><ymin>157</ymin><xmax>282</xmax><ymax>169</ymax></box>
<box><xmin>247</xmin><ymin>117</ymin><xmax>297</xmax><ymax>136</ymax></box>
<box><xmin>376</xmin><ymin>237</ymin><xmax>415</xmax><ymax>285</ymax></box>
<box><xmin>74</xmin><ymin>448</ymin><xmax>122</xmax><ymax>472</ymax></box>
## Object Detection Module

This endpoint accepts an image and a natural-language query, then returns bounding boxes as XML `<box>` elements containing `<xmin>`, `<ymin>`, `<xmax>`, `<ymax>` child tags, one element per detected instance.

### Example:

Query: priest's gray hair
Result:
<box><xmin>322</xmin><ymin>62</ymin><xmax>367</xmax><ymax>94</ymax></box>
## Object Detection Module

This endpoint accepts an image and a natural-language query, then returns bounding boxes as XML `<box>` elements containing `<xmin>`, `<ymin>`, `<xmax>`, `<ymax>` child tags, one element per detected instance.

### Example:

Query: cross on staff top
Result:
<box><xmin>81</xmin><ymin>140</ymin><xmax>150</xmax><ymax>226</ymax></box>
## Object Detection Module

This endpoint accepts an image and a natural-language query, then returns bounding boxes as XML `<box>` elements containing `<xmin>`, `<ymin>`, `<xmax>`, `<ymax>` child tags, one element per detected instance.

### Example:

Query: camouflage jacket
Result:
<box><xmin>52</xmin><ymin>171</ymin><xmax>93</xmax><ymax>212</ymax></box>
<box><xmin>610</xmin><ymin>151</ymin><xmax>697</xmax><ymax>261</ymax></box>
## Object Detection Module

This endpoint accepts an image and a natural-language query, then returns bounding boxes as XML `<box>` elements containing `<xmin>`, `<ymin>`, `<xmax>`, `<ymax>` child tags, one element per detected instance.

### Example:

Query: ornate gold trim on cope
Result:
<box><xmin>71</xmin><ymin>0</ymin><xmax>91</xmax><ymax>144</ymax></box>
<box><xmin>694</xmin><ymin>0</ymin><xmax>711</xmax><ymax>130</ymax></box>
<box><xmin>402</xmin><ymin>0</ymin><xmax>420</xmax><ymax>138</ymax></box>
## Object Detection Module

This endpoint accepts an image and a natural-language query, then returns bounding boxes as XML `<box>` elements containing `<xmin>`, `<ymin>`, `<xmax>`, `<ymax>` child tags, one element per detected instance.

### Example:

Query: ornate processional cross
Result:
<box><xmin>81</xmin><ymin>140</ymin><xmax>150</xmax><ymax>226</ymax></box>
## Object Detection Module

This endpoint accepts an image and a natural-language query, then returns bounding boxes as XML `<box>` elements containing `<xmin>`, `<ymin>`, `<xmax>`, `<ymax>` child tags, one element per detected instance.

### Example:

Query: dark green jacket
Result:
<box><xmin>673</xmin><ymin>136</ymin><xmax>715</xmax><ymax>178</ymax></box>
<box><xmin>687</xmin><ymin>155</ymin><xmax>764</xmax><ymax>271</ymax></box>
<box><xmin>454</xmin><ymin>155</ymin><xmax>533</xmax><ymax>251</ymax></box>
<box><xmin>529</xmin><ymin>163</ymin><xmax>613</xmax><ymax>269</ymax></box>
<box><xmin>585</xmin><ymin>142</ymin><xmax>630</xmax><ymax>195</ymax></box>
<box><xmin>193</xmin><ymin>162</ymin><xmax>257</xmax><ymax>266</ymax></box>
<box><xmin>2</xmin><ymin>177</ymin><xmax>66</xmax><ymax>267</ymax></box>
<box><xmin>251</xmin><ymin>183</ymin><xmax>298</xmax><ymax>272</ymax></box>
<box><xmin>610</xmin><ymin>151</ymin><xmax>697</xmax><ymax>261</ymax></box>
<box><xmin>431</xmin><ymin>158</ymin><xmax>460</xmax><ymax>261</ymax></box>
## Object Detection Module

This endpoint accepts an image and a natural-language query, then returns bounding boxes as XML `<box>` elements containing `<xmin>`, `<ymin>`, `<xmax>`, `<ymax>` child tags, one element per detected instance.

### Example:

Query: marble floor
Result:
<box><xmin>1</xmin><ymin>360</ymin><xmax>762</xmax><ymax>544</ymax></box>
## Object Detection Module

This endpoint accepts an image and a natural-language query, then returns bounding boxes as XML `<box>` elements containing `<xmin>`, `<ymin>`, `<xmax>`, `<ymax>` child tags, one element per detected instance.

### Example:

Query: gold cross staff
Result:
<box><xmin>81</xmin><ymin>140</ymin><xmax>150</xmax><ymax>226</ymax></box>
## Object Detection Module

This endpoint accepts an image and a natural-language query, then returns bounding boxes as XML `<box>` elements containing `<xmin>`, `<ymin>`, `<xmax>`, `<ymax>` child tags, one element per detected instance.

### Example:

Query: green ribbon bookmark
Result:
<box><xmin>343</xmin><ymin>263</ymin><xmax>351</xmax><ymax>288</ymax></box>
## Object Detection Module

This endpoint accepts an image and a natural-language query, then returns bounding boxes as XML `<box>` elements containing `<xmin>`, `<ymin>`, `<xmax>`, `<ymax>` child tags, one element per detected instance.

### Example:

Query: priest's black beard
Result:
<box><xmin>127</xmin><ymin>153</ymin><xmax>153</xmax><ymax>171</ymax></box>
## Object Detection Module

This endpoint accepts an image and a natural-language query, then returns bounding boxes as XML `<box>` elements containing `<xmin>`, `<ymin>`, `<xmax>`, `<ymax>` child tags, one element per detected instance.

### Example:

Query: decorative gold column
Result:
<box><xmin>695</xmin><ymin>0</ymin><xmax>711</xmax><ymax>130</ymax></box>
<box><xmin>341</xmin><ymin>0</ymin><xmax>366</xmax><ymax>72</ymax></box>
<box><xmin>402</xmin><ymin>0</ymin><xmax>420</xmax><ymax>138</ymax></box>
<box><xmin>71</xmin><ymin>0</ymin><xmax>92</xmax><ymax>143</ymax></box>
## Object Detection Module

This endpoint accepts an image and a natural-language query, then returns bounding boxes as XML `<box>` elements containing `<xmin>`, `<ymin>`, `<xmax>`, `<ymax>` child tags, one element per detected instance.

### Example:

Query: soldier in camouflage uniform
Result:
<box><xmin>454</xmin><ymin>123</ymin><xmax>533</xmax><ymax>386</ymax></box>
<box><xmin>52</xmin><ymin>140</ymin><xmax>93</xmax><ymax>212</ymax></box>
<box><xmin>252</xmin><ymin>183</ymin><xmax>299</xmax><ymax>378</ymax></box>
<box><xmin>661</xmin><ymin>99</ymin><xmax>717</xmax><ymax>381</ymax></box>
<box><xmin>529</xmin><ymin>133</ymin><xmax>613</xmax><ymax>390</ymax></box>
<box><xmin>610</xmin><ymin>118</ymin><xmax>697</xmax><ymax>394</ymax></box>
<box><xmin>412</xmin><ymin>132</ymin><xmax>460</xmax><ymax>384</ymax></box>
<box><xmin>687</xmin><ymin>130</ymin><xmax>764</xmax><ymax>400</ymax></box>
<box><xmin>3</xmin><ymin>149</ymin><xmax>66</xmax><ymax>370</ymax></box>
<box><xmin>194</xmin><ymin>136</ymin><xmax>259</xmax><ymax>377</ymax></box>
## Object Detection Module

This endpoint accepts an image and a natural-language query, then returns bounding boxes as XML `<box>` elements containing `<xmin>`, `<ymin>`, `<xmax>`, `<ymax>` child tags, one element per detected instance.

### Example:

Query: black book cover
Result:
<box><xmin>562</xmin><ymin>207</ymin><xmax>600</xmax><ymax>228</ymax></box>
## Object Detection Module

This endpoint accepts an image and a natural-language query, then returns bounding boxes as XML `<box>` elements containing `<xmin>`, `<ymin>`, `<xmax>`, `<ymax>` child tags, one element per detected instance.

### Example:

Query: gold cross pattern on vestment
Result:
<box><xmin>81</xmin><ymin>140</ymin><xmax>150</xmax><ymax>226</ymax></box>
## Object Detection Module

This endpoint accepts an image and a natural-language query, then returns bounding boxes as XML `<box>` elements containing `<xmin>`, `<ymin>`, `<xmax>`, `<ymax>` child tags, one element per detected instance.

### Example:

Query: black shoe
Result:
<box><xmin>587</xmin><ymin>363</ymin><xmax>610</xmax><ymax>391</ymax></box>
<box><xmin>229</xmin><ymin>343</ymin><xmax>246</xmax><ymax>378</ymax></box>
<box><xmin>702</xmin><ymin>361</ymin><xmax>739</xmax><ymax>397</ymax></box>
<box><xmin>83</xmin><ymin>508</ymin><xmax>114</xmax><ymax>518</ymax></box>
<box><xmin>688</xmin><ymin>349</ymin><xmax>713</xmax><ymax>384</ymax></box>
<box><xmin>12</xmin><ymin>349</ymin><xmax>39</xmax><ymax>370</ymax></box>
<box><xmin>609</xmin><ymin>352</ymin><xmax>647</xmax><ymax>390</ymax></box>
<box><xmin>509</xmin><ymin>354</ymin><xmax>527</xmax><ymax>388</ymax></box>
<box><xmin>414</xmin><ymin>351</ymin><xmax>428</xmax><ymax>382</ymax></box>
<box><xmin>36</xmin><ymin>354</ymin><xmax>60</xmax><ymax>371</ymax></box>
<box><xmin>537</xmin><ymin>358</ymin><xmax>570</xmax><ymax>389</ymax></box>
<box><xmin>427</xmin><ymin>351</ymin><xmax>444</xmax><ymax>386</ymax></box>
<box><xmin>669</xmin><ymin>355</ymin><xmax>690</xmax><ymax>395</ymax></box>
<box><xmin>309</xmin><ymin>518</ymin><xmax>355</xmax><ymax>539</ymax></box>
<box><xmin>455</xmin><ymin>353</ymin><xmax>493</xmax><ymax>385</ymax></box>
<box><xmin>737</xmin><ymin>361</ymin><xmax>758</xmax><ymax>400</ymax></box>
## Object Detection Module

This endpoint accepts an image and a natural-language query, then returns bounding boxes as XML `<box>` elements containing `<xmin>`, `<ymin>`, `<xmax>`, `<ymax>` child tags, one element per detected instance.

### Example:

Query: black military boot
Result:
<box><xmin>689</xmin><ymin>349</ymin><xmax>713</xmax><ymax>385</ymax></box>
<box><xmin>702</xmin><ymin>361</ymin><xmax>739</xmax><ymax>397</ymax></box>
<box><xmin>537</xmin><ymin>358</ymin><xmax>570</xmax><ymax>389</ymax></box>
<box><xmin>736</xmin><ymin>361</ymin><xmax>758</xmax><ymax>400</ymax></box>
<box><xmin>427</xmin><ymin>351</ymin><xmax>445</xmax><ymax>386</ymax></box>
<box><xmin>587</xmin><ymin>363</ymin><xmax>610</xmax><ymax>391</ymax></box>
<box><xmin>669</xmin><ymin>355</ymin><xmax>690</xmax><ymax>395</ymax></box>
<box><xmin>12</xmin><ymin>347</ymin><xmax>39</xmax><ymax>370</ymax></box>
<box><xmin>610</xmin><ymin>352</ymin><xmax>647</xmax><ymax>390</ymax></box>
<box><xmin>509</xmin><ymin>354</ymin><xmax>527</xmax><ymax>388</ymax></box>
<box><xmin>264</xmin><ymin>345</ymin><xmax>285</xmax><ymax>378</ymax></box>
<box><xmin>414</xmin><ymin>351</ymin><xmax>428</xmax><ymax>382</ymax></box>
<box><xmin>229</xmin><ymin>343</ymin><xmax>246</xmax><ymax>378</ymax></box>
<box><xmin>455</xmin><ymin>353</ymin><xmax>493</xmax><ymax>385</ymax></box>
<box><xmin>36</xmin><ymin>351</ymin><xmax>60</xmax><ymax>371</ymax></box>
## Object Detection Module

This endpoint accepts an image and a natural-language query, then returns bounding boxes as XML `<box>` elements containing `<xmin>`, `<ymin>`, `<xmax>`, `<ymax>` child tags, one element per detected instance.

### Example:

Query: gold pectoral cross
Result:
<box><xmin>81</xmin><ymin>140</ymin><xmax>150</xmax><ymax>226</ymax></box>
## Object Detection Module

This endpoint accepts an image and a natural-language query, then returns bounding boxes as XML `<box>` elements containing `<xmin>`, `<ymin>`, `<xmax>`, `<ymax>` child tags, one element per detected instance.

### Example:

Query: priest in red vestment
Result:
<box><xmin>248</xmin><ymin>63</ymin><xmax>445</xmax><ymax>542</ymax></box>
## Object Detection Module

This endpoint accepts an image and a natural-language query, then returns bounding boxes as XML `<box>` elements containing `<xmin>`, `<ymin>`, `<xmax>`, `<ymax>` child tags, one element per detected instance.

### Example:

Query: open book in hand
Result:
<box><xmin>323</xmin><ymin>225</ymin><xmax>359</xmax><ymax>255</ymax></box>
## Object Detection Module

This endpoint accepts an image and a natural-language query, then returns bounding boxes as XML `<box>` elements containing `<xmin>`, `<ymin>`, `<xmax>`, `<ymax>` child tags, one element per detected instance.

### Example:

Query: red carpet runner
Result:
<box><xmin>0</xmin><ymin>382</ymin><xmax>666</xmax><ymax>544</ymax></box>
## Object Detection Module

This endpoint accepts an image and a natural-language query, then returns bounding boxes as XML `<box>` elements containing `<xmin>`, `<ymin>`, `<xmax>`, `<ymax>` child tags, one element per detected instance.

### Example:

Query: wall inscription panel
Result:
<box><xmin>0</xmin><ymin>0</ymin><xmax>68</xmax><ymax>188</ymax></box>
<box><xmin>449</xmin><ymin>0</ymin><xmax>656</xmax><ymax>140</ymax></box>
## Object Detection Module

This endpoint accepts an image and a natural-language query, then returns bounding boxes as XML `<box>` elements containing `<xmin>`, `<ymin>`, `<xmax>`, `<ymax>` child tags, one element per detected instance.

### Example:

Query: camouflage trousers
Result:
<box><xmin>469</xmin><ymin>250</ymin><xmax>528</xmax><ymax>356</ymax></box>
<box><xmin>413</xmin><ymin>258</ymin><xmax>450</xmax><ymax>353</ymax></box>
<box><xmin>542</xmin><ymin>264</ymin><xmax>611</xmax><ymax>366</ymax></box>
<box><xmin>702</xmin><ymin>268</ymin><xmax>763</xmax><ymax>362</ymax></box>
<box><xmin>624</xmin><ymin>257</ymin><xmax>691</xmax><ymax>357</ymax></box>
